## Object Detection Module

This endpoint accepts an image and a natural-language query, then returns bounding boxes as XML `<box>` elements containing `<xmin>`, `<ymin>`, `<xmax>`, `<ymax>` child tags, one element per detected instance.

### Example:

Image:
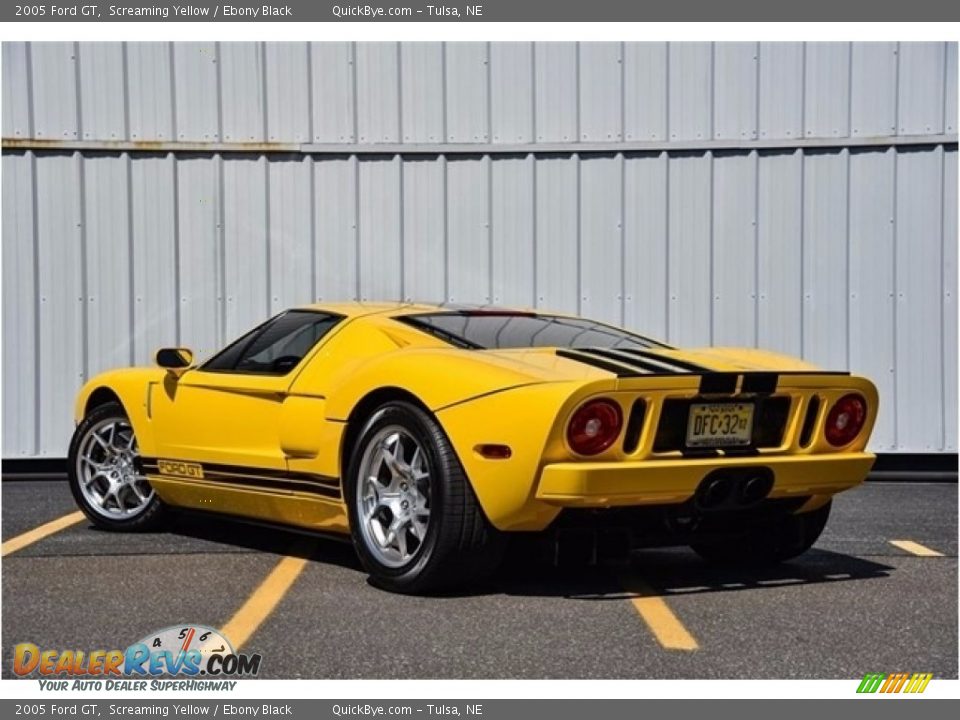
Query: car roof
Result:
<box><xmin>294</xmin><ymin>301</ymin><xmax>538</xmax><ymax>319</ymax></box>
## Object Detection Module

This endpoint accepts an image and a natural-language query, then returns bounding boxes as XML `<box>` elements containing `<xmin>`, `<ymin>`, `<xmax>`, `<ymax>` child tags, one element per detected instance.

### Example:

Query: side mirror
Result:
<box><xmin>155</xmin><ymin>347</ymin><xmax>195</xmax><ymax>377</ymax></box>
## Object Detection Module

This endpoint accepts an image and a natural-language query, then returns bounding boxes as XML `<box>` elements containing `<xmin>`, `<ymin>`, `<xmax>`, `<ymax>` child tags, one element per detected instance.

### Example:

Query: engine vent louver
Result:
<box><xmin>800</xmin><ymin>395</ymin><xmax>821</xmax><ymax>448</ymax></box>
<box><xmin>622</xmin><ymin>399</ymin><xmax>648</xmax><ymax>454</ymax></box>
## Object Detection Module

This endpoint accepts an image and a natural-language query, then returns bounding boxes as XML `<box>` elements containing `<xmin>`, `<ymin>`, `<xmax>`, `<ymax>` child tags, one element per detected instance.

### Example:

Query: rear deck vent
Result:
<box><xmin>622</xmin><ymin>399</ymin><xmax>647</xmax><ymax>454</ymax></box>
<box><xmin>799</xmin><ymin>395</ymin><xmax>821</xmax><ymax>448</ymax></box>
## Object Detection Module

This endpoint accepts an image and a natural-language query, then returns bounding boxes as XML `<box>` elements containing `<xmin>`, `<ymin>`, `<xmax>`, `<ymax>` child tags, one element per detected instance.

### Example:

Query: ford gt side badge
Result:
<box><xmin>157</xmin><ymin>460</ymin><xmax>204</xmax><ymax>479</ymax></box>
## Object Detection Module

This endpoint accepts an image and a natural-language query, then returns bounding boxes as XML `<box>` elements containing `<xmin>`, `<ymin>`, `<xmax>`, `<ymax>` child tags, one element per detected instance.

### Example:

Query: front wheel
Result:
<box><xmin>691</xmin><ymin>500</ymin><xmax>831</xmax><ymax>567</ymax></box>
<box><xmin>67</xmin><ymin>401</ymin><xmax>165</xmax><ymax>531</ymax></box>
<box><xmin>345</xmin><ymin>401</ymin><xmax>504</xmax><ymax>594</ymax></box>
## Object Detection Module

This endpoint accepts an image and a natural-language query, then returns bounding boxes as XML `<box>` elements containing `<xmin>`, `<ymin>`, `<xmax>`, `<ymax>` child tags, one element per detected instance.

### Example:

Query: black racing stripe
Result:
<box><xmin>144</xmin><ymin>468</ymin><xmax>341</xmax><ymax>500</ymax></box>
<box><xmin>769</xmin><ymin>370</ymin><xmax>851</xmax><ymax>377</ymax></box>
<box><xmin>699</xmin><ymin>372</ymin><xmax>739</xmax><ymax>394</ymax></box>
<box><xmin>141</xmin><ymin>458</ymin><xmax>341</xmax><ymax>497</ymax></box>
<box><xmin>201</xmin><ymin>470</ymin><xmax>339</xmax><ymax>493</ymax></box>
<box><xmin>741</xmin><ymin>372</ymin><xmax>779</xmax><ymax>394</ymax></box>
<box><xmin>556</xmin><ymin>349</ymin><xmax>644</xmax><ymax>377</ymax></box>
<box><xmin>284</xmin><ymin>469</ymin><xmax>341</xmax><ymax>487</ymax></box>
<box><xmin>582</xmin><ymin>348</ymin><xmax>685</xmax><ymax>376</ymax></box>
<box><xmin>200</xmin><ymin>474</ymin><xmax>341</xmax><ymax>499</ymax></box>
<box><xmin>200</xmin><ymin>461</ymin><xmax>339</xmax><ymax>488</ymax></box>
<box><xmin>611</xmin><ymin>348</ymin><xmax>711</xmax><ymax>374</ymax></box>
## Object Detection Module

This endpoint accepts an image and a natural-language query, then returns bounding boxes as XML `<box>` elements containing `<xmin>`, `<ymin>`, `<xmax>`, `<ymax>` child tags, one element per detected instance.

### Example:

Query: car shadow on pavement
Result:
<box><xmin>627</xmin><ymin>547</ymin><xmax>894</xmax><ymax>597</ymax></box>
<box><xmin>487</xmin><ymin>546</ymin><xmax>895</xmax><ymax>601</ymax></box>
<box><xmin>161</xmin><ymin>511</ymin><xmax>894</xmax><ymax>600</ymax></box>
<box><xmin>166</xmin><ymin>510</ymin><xmax>365</xmax><ymax>571</ymax></box>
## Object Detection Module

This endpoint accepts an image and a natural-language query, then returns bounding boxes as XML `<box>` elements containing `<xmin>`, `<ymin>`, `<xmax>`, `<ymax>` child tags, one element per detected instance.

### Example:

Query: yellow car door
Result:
<box><xmin>148</xmin><ymin>311</ymin><xmax>343</xmax><ymax>473</ymax></box>
<box><xmin>150</xmin><ymin>370</ymin><xmax>291</xmax><ymax>471</ymax></box>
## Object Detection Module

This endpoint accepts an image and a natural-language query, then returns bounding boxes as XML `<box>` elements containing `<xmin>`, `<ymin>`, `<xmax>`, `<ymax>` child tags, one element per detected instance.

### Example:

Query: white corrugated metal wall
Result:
<box><xmin>2</xmin><ymin>41</ymin><xmax>957</xmax><ymax>458</ymax></box>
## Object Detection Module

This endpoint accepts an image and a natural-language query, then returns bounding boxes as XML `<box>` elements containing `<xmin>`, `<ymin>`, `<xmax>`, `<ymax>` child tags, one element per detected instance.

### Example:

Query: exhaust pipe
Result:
<box><xmin>696</xmin><ymin>476</ymin><xmax>733</xmax><ymax>509</ymax></box>
<box><xmin>737</xmin><ymin>475</ymin><xmax>773</xmax><ymax>505</ymax></box>
<box><xmin>695</xmin><ymin>469</ymin><xmax>774</xmax><ymax>511</ymax></box>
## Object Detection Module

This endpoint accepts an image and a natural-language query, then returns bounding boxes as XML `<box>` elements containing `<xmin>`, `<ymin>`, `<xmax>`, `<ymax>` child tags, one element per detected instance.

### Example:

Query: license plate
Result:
<box><xmin>686</xmin><ymin>403</ymin><xmax>754</xmax><ymax>448</ymax></box>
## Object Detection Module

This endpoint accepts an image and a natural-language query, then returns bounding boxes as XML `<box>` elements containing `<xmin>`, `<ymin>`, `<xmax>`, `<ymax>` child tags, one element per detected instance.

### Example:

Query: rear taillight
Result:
<box><xmin>567</xmin><ymin>398</ymin><xmax>623</xmax><ymax>456</ymax></box>
<box><xmin>824</xmin><ymin>393</ymin><xmax>867</xmax><ymax>447</ymax></box>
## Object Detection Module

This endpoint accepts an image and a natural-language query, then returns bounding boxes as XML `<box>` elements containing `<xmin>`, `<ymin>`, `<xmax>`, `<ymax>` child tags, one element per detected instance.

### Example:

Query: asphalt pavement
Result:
<box><xmin>1</xmin><ymin>478</ymin><xmax>956</xmax><ymax>679</ymax></box>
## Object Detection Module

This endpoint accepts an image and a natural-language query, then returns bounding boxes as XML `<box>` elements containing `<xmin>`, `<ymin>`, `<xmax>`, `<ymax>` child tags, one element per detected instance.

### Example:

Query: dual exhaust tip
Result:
<box><xmin>695</xmin><ymin>470</ymin><xmax>774</xmax><ymax>511</ymax></box>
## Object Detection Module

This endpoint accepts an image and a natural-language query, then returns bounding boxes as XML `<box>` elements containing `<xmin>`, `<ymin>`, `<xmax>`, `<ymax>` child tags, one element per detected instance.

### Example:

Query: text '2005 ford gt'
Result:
<box><xmin>69</xmin><ymin>304</ymin><xmax>877</xmax><ymax>593</ymax></box>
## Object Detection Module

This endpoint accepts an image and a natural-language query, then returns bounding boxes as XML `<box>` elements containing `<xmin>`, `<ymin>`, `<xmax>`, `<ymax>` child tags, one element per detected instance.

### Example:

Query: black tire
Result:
<box><xmin>690</xmin><ymin>500</ymin><xmax>831</xmax><ymax>567</ymax></box>
<box><xmin>345</xmin><ymin>401</ymin><xmax>505</xmax><ymax>594</ymax></box>
<box><xmin>67</xmin><ymin>401</ymin><xmax>165</xmax><ymax>531</ymax></box>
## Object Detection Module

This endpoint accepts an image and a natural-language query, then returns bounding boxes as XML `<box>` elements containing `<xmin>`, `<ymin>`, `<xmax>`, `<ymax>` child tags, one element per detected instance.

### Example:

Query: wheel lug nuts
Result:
<box><xmin>401</xmin><ymin>500</ymin><xmax>409</xmax><ymax>509</ymax></box>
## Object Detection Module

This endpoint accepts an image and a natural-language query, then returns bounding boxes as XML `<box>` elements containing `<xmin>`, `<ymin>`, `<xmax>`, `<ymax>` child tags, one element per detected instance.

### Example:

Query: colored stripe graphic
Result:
<box><xmin>891</xmin><ymin>673</ymin><xmax>909</xmax><ymax>693</ymax></box>
<box><xmin>856</xmin><ymin>672</ymin><xmax>932</xmax><ymax>693</ymax></box>
<box><xmin>916</xmin><ymin>673</ymin><xmax>933</xmax><ymax>693</ymax></box>
<box><xmin>140</xmin><ymin>458</ymin><xmax>342</xmax><ymax>499</ymax></box>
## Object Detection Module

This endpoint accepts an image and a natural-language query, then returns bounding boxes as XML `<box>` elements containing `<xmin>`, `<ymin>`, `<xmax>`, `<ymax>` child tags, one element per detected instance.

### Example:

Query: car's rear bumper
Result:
<box><xmin>535</xmin><ymin>452</ymin><xmax>875</xmax><ymax>507</ymax></box>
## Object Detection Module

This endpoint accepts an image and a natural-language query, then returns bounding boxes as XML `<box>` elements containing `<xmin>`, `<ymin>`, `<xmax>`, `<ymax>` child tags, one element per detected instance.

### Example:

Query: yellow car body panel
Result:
<box><xmin>72</xmin><ymin>302</ymin><xmax>878</xmax><ymax>534</ymax></box>
<box><xmin>537</xmin><ymin>453</ymin><xmax>875</xmax><ymax>507</ymax></box>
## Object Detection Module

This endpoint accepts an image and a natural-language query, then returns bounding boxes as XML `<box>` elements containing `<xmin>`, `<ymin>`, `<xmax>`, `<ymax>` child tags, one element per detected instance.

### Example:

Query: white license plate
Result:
<box><xmin>686</xmin><ymin>403</ymin><xmax>754</xmax><ymax>447</ymax></box>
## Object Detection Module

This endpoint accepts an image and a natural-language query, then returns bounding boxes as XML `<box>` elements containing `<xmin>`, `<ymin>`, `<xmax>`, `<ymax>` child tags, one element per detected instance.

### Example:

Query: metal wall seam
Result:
<box><xmin>1</xmin><ymin>42</ymin><xmax>31</xmax><ymax>139</ymax></box>
<box><xmin>1</xmin><ymin>151</ymin><xmax>38</xmax><ymax>456</ymax></box>
<box><xmin>850</xmin><ymin>42</ymin><xmax>898</xmax><ymax>138</ymax></box>
<box><xmin>5</xmin><ymin>135</ymin><xmax>959</xmax><ymax>155</ymax></box>
<box><xmin>942</xmin><ymin>146</ymin><xmax>958</xmax><ymax>451</ymax></box>
<box><xmin>895</xmin><ymin>145</ymin><xmax>947</xmax><ymax>450</ymax></box>
<box><xmin>899</xmin><ymin>41</ymin><xmax>947</xmax><ymax>136</ymax></box>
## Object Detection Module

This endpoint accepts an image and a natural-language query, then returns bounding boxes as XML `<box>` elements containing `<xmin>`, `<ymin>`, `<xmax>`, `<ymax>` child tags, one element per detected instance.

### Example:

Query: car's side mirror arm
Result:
<box><xmin>155</xmin><ymin>348</ymin><xmax>195</xmax><ymax>378</ymax></box>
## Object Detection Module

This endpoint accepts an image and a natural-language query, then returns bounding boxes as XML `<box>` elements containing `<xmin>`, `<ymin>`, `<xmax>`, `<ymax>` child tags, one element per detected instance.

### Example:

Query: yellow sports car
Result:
<box><xmin>69</xmin><ymin>303</ymin><xmax>877</xmax><ymax>593</ymax></box>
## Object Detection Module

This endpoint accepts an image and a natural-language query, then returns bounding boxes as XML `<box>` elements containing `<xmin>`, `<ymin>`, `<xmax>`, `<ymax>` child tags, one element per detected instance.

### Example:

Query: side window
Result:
<box><xmin>201</xmin><ymin>323</ymin><xmax>269</xmax><ymax>372</ymax></box>
<box><xmin>202</xmin><ymin>311</ymin><xmax>341</xmax><ymax>375</ymax></box>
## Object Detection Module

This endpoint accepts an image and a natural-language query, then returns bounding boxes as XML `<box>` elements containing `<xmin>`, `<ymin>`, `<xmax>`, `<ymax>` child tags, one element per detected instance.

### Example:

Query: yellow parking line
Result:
<box><xmin>889</xmin><ymin>540</ymin><xmax>944</xmax><ymax>557</ymax></box>
<box><xmin>620</xmin><ymin>573</ymin><xmax>699</xmax><ymax>651</ymax></box>
<box><xmin>1</xmin><ymin>511</ymin><xmax>86</xmax><ymax>557</ymax></box>
<box><xmin>220</xmin><ymin>540</ymin><xmax>316</xmax><ymax>651</ymax></box>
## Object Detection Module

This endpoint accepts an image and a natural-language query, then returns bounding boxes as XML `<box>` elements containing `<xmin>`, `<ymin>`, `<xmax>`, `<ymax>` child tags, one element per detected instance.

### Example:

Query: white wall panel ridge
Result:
<box><xmin>2</xmin><ymin>41</ymin><xmax>956</xmax><ymax>151</ymax></box>
<box><xmin>2</xmin><ymin>42</ymin><xmax>957</xmax><ymax>458</ymax></box>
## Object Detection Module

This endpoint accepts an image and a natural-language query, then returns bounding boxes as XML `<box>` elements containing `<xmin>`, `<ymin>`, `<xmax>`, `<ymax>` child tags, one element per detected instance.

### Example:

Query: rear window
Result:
<box><xmin>397</xmin><ymin>312</ymin><xmax>667</xmax><ymax>350</ymax></box>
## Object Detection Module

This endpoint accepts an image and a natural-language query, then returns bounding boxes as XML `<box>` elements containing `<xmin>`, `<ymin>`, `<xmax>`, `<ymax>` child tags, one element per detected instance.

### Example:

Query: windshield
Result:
<box><xmin>397</xmin><ymin>312</ymin><xmax>668</xmax><ymax>351</ymax></box>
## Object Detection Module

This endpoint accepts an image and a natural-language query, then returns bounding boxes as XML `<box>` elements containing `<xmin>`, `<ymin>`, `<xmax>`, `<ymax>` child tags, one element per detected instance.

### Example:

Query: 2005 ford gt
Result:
<box><xmin>69</xmin><ymin>303</ymin><xmax>877</xmax><ymax>593</ymax></box>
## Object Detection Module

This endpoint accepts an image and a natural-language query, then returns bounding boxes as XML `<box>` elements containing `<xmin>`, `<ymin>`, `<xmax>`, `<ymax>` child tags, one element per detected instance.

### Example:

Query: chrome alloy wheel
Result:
<box><xmin>76</xmin><ymin>418</ymin><xmax>154</xmax><ymax>520</ymax></box>
<box><xmin>356</xmin><ymin>426</ymin><xmax>432</xmax><ymax>568</ymax></box>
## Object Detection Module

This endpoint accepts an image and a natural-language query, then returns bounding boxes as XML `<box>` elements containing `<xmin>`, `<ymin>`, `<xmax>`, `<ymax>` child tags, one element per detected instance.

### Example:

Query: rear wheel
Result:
<box><xmin>691</xmin><ymin>500</ymin><xmax>831</xmax><ymax>566</ymax></box>
<box><xmin>67</xmin><ymin>402</ymin><xmax>165</xmax><ymax>531</ymax></box>
<box><xmin>346</xmin><ymin>401</ymin><xmax>504</xmax><ymax>594</ymax></box>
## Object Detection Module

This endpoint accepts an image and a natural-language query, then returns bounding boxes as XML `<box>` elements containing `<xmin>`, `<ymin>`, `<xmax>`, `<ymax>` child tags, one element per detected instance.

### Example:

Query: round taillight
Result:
<box><xmin>824</xmin><ymin>393</ymin><xmax>867</xmax><ymax>447</ymax></box>
<box><xmin>567</xmin><ymin>399</ymin><xmax>623</xmax><ymax>456</ymax></box>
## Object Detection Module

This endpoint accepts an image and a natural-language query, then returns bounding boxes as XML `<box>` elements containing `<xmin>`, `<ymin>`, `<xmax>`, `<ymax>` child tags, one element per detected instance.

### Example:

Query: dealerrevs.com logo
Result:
<box><xmin>13</xmin><ymin>624</ymin><xmax>261</xmax><ymax>690</ymax></box>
